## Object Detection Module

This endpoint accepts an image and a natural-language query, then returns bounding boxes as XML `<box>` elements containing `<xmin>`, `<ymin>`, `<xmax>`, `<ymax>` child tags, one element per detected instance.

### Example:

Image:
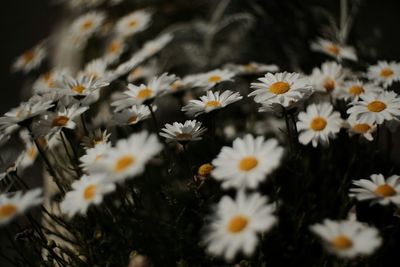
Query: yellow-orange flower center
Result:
<box><xmin>208</xmin><ymin>75</ymin><xmax>222</xmax><ymax>83</ymax></box>
<box><xmin>107</xmin><ymin>41</ymin><xmax>120</xmax><ymax>54</ymax></box>
<box><xmin>127</xmin><ymin>115</ymin><xmax>138</xmax><ymax>124</ymax></box>
<box><xmin>268</xmin><ymin>81</ymin><xmax>290</xmax><ymax>94</ymax></box>
<box><xmin>52</xmin><ymin>116</ymin><xmax>69</xmax><ymax>127</ymax></box>
<box><xmin>327</xmin><ymin>44</ymin><xmax>340</xmax><ymax>55</ymax></box>
<box><xmin>0</xmin><ymin>204</ymin><xmax>18</xmax><ymax>219</ymax></box>
<box><xmin>83</xmin><ymin>184</ymin><xmax>96</xmax><ymax>200</ymax></box>
<box><xmin>227</xmin><ymin>215</ymin><xmax>249</xmax><ymax>233</ymax></box>
<box><xmin>323</xmin><ymin>78</ymin><xmax>336</xmax><ymax>92</ymax></box>
<box><xmin>26</xmin><ymin>146</ymin><xmax>37</xmax><ymax>159</ymax></box>
<box><xmin>81</xmin><ymin>20</ymin><xmax>94</xmax><ymax>30</ymax></box>
<box><xmin>175</xmin><ymin>133</ymin><xmax>192</xmax><ymax>141</ymax></box>
<box><xmin>205</xmin><ymin>100</ymin><xmax>221</xmax><ymax>108</ymax></box>
<box><xmin>348</xmin><ymin>86</ymin><xmax>364</xmax><ymax>96</ymax></box>
<box><xmin>374</xmin><ymin>184</ymin><xmax>396</xmax><ymax>197</ymax></box>
<box><xmin>310</xmin><ymin>117</ymin><xmax>327</xmax><ymax>131</ymax></box>
<box><xmin>137</xmin><ymin>88</ymin><xmax>152</xmax><ymax>99</ymax></box>
<box><xmin>128</xmin><ymin>19</ymin><xmax>138</xmax><ymax>28</ymax></box>
<box><xmin>72</xmin><ymin>84</ymin><xmax>86</xmax><ymax>94</ymax></box>
<box><xmin>198</xmin><ymin>163</ymin><xmax>213</xmax><ymax>176</ymax></box>
<box><xmin>22</xmin><ymin>50</ymin><xmax>35</xmax><ymax>63</ymax></box>
<box><xmin>367</xmin><ymin>101</ymin><xmax>386</xmax><ymax>112</ymax></box>
<box><xmin>352</xmin><ymin>123</ymin><xmax>371</xmax><ymax>134</ymax></box>
<box><xmin>114</xmin><ymin>155</ymin><xmax>135</xmax><ymax>172</ymax></box>
<box><xmin>239</xmin><ymin>156</ymin><xmax>258</xmax><ymax>171</ymax></box>
<box><xmin>380</xmin><ymin>68</ymin><xmax>394</xmax><ymax>78</ymax></box>
<box><xmin>332</xmin><ymin>235</ymin><xmax>353</xmax><ymax>250</ymax></box>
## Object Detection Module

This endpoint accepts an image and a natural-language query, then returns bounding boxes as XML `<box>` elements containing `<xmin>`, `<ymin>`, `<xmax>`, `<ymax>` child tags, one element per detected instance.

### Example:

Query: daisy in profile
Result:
<box><xmin>103</xmin><ymin>38</ymin><xmax>126</xmax><ymax>64</ymax></box>
<box><xmin>212</xmin><ymin>135</ymin><xmax>283</xmax><ymax>189</ymax></box>
<box><xmin>136</xmin><ymin>33</ymin><xmax>173</xmax><ymax>59</ymax></box>
<box><xmin>347</xmin><ymin>91</ymin><xmax>400</xmax><ymax>125</ymax></box>
<box><xmin>79</xmin><ymin>143</ymin><xmax>110</xmax><ymax>172</ymax></box>
<box><xmin>112</xmin><ymin>73</ymin><xmax>176</xmax><ymax>109</ymax></box>
<box><xmin>56</xmin><ymin>73</ymin><xmax>109</xmax><ymax>97</ymax></box>
<box><xmin>296</xmin><ymin>103</ymin><xmax>343</xmax><ymax>147</ymax></box>
<box><xmin>81</xmin><ymin>59</ymin><xmax>108</xmax><ymax>80</ymax></box>
<box><xmin>0</xmin><ymin>188</ymin><xmax>43</xmax><ymax>226</ymax></box>
<box><xmin>70</xmin><ymin>11</ymin><xmax>106</xmax><ymax>46</ymax></box>
<box><xmin>33</xmin><ymin>69</ymin><xmax>70</xmax><ymax>94</ymax></box>
<box><xmin>345</xmin><ymin>117</ymin><xmax>376</xmax><ymax>141</ymax></box>
<box><xmin>115</xmin><ymin>10</ymin><xmax>152</xmax><ymax>38</ymax></box>
<box><xmin>224</xmin><ymin>62</ymin><xmax>279</xmax><ymax>76</ymax></box>
<box><xmin>310</xmin><ymin>219</ymin><xmax>381</xmax><ymax>258</ymax></box>
<box><xmin>114</xmin><ymin>105</ymin><xmax>152</xmax><ymax>126</ymax></box>
<box><xmin>198</xmin><ymin>69</ymin><xmax>235</xmax><ymax>90</ymax></box>
<box><xmin>182</xmin><ymin>90</ymin><xmax>242</xmax><ymax>117</ymax></box>
<box><xmin>349</xmin><ymin>174</ymin><xmax>400</xmax><ymax>205</ymax></box>
<box><xmin>81</xmin><ymin>129</ymin><xmax>111</xmax><ymax>149</ymax></box>
<box><xmin>18</xmin><ymin>130</ymin><xmax>38</xmax><ymax>169</ymax></box>
<box><xmin>160</xmin><ymin>120</ymin><xmax>207</xmax><ymax>143</ymax></box>
<box><xmin>203</xmin><ymin>191</ymin><xmax>277</xmax><ymax>261</ymax></box>
<box><xmin>127</xmin><ymin>61</ymin><xmax>158</xmax><ymax>83</ymax></box>
<box><xmin>311</xmin><ymin>39</ymin><xmax>357</xmax><ymax>61</ymax></box>
<box><xmin>12</xmin><ymin>42</ymin><xmax>47</xmax><ymax>73</ymax></box>
<box><xmin>249</xmin><ymin>72</ymin><xmax>312</xmax><ymax>108</ymax></box>
<box><xmin>310</xmin><ymin>61</ymin><xmax>346</xmax><ymax>95</ymax></box>
<box><xmin>367</xmin><ymin>61</ymin><xmax>400</xmax><ymax>88</ymax></box>
<box><xmin>60</xmin><ymin>174</ymin><xmax>116</xmax><ymax>218</ymax></box>
<box><xmin>90</xmin><ymin>131</ymin><xmax>162</xmax><ymax>182</ymax></box>
<box><xmin>337</xmin><ymin>80</ymin><xmax>382</xmax><ymax>101</ymax></box>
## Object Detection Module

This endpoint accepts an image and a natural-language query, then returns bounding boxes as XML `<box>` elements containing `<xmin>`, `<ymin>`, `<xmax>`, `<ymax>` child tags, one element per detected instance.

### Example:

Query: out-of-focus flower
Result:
<box><xmin>56</xmin><ymin>73</ymin><xmax>109</xmax><ymax>98</ymax></box>
<box><xmin>103</xmin><ymin>38</ymin><xmax>126</xmax><ymax>64</ymax></box>
<box><xmin>367</xmin><ymin>61</ymin><xmax>400</xmax><ymax>88</ymax></box>
<box><xmin>115</xmin><ymin>10</ymin><xmax>152</xmax><ymax>38</ymax></box>
<box><xmin>311</xmin><ymin>39</ymin><xmax>357</xmax><ymax>61</ymax></box>
<box><xmin>80</xmin><ymin>143</ymin><xmax>111</xmax><ymax>172</ymax></box>
<box><xmin>310</xmin><ymin>61</ymin><xmax>346</xmax><ymax>95</ymax></box>
<box><xmin>345</xmin><ymin>117</ymin><xmax>376</xmax><ymax>141</ymax></box>
<box><xmin>12</xmin><ymin>42</ymin><xmax>47</xmax><ymax>73</ymax></box>
<box><xmin>160</xmin><ymin>120</ymin><xmax>206</xmax><ymax>143</ymax></box>
<box><xmin>81</xmin><ymin>129</ymin><xmax>111</xmax><ymax>149</ymax></box>
<box><xmin>336</xmin><ymin>80</ymin><xmax>382</xmax><ymax>101</ymax></box>
<box><xmin>113</xmin><ymin>105</ymin><xmax>152</xmax><ymax>126</ymax></box>
<box><xmin>70</xmin><ymin>11</ymin><xmax>106</xmax><ymax>47</ymax></box>
<box><xmin>224</xmin><ymin>62</ymin><xmax>279</xmax><ymax>76</ymax></box>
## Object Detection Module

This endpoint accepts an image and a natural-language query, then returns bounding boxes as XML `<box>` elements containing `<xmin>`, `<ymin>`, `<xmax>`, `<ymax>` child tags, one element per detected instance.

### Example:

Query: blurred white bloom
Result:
<box><xmin>197</xmin><ymin>69</ymin><xmax>235</xmax><ymax>90</ymax></box>
<box><xmin>12</xmin><ymin>42</ymin><xmax>47</xmax><ymax>73</ymax></box>
<box><xmin>297</xmin><ymin>103</ymin><xmax>343</xmax><ymax>147</ymax></box>
<box><xmin>81</xmin><ymin>129</ymin><xmax>111</xmax><ymax>149</ymax></box>
<box><xmin>80</xmin><ymin>143</ymin><xmax>111</xmax><ymax>172</ymax></box>
<box><xmin>103</xmin><ymin>38</ymin><xmax>126</xmax><ymax>64</ymax></box>
<box><xmin>367</xmin><ymin>61</ymin><xmax>400</xmax><ymax>88</ymax></box>
<box><xmin>349</xmin><ymin>174</ymin><xmax>400</xmax><ymax>205</ymax></box>
<box><xmin>345</xmin><ymin>117</ymin><xmax>376</xmax><ymax>141</ymax></box>
<box><xmin>56</xmin><ymin>73</ymin><xmax>109</xmax><ymax>98</ymax></box>
<box><xmin>60</xmin><ymin>174</ymin><xmax>115</xmax><ymax>218</ymax></box>
<box><xmin>347</xmin><ymin>91</ymin><xmax>400</xmax><ymax>125</ymax></box>
<box><xmin>336</xmin><ymin>80</ymin><xmax>382</xmax><ymax>101</ymax></box>
<box><xmin>135</xmin><ymin>33</ymin><xmax>173</xmax><ymax>59</ymax></box>
<box><xmin>311</xmin><ymin>39</ymin><xmax>357</xmax><ymax>61</ymax></box>
<box><xmin>33</xmin><ymin>69</ymin><xmax>70</xmax><ymax>94</ymax></box>
<box><xmin>310</xmin><ymin>61</ymin><xmax>346</xmax><ymax>95</ymax></box>
<box><xmin>115</xmin><ymin>10</ymin><xmax>152</xmax><ymax>38</ymax></box>
<box><xmin>127</xmin><ymin>61</ymin><xmax>158</xmax><ymax>83</ymax></box>
<box><xmin>224</xmin><ymin>62</ymin><xmax>279</xmax><ymax>76</ymax></box>
<box><xmin>212</xmin><ymin>134</ymin><xmax>283</xmax><ymax>190</ymax></box>
<box><xmin>114</xmin><ymin>105</ymin><xmax>152</xmax><ymax>126</ymax></box>
<box><xmin>81</xmin><ymin>59</ymin><xmax>108</xmax><ymax>80</ymax></box>
<box><xmin>311</xmin><ymin>219</ymin><xmax>381</xmax><ymax>258</ymax></box>
<box><xmin>0</xmin><ymin>188</ymin><xmax>43</xmax><ymax>226</ymax></box>
<box><xmin>70</xmin><ymin>11</ymin><xmax>106</xmax><ymax>47</ymax></box>
<box><xmin>249</xmin><ymin>72</ymin><xmax>312</xmax><ymax>108</ymax></box>
<box><xmin>203</xmin><ymin>191</ymin><xmax>277</xmax><ymax>261</ymax></box>
<box><xmin>182</xmin><ymin>90</ymin><xmax>242</xmax><ymax>117</ymax></box>
<box><xmin>160</xmin><ymin>120</ymin><xmax>206</xmax><ymax>142</ymax></box>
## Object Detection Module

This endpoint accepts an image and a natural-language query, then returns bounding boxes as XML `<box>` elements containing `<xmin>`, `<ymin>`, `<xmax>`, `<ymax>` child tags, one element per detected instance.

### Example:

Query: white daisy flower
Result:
<box><xmin>60</xmin><ymin>174</ymin><xmax>116</xmax><ymax>218</ymax></box>
<box><xmin>127</xmin><ymin>61</ymin><xmax>158</xmax><ymax>83</ymax></box>
<box><xmin>249</xmin><ymin>72</ymin><xmax>312</xmax><ymax>107</ymax></box>
<box><xmin>135</xmin><ymin>33</ymin><xmax>173</xmax><ymax>59</ymax></box>
<box><xmin>349</xmin><ymin>174</ymin><xmax>400</xmax><ymax>205</ymax></box>
<box><xmin>345</xmin><ymin>117</ymin><xmax>376</xmax><ymax>141</ymax></box>
<box><xmin>33</xmin><ymin>69</ymin><xmax>70</xmax><ymax>94</ymax></box>
<box><xmin>160</xmin><ymin>120</ymin><xmax>207</xmax><ymax>143</ymax></box>
<box><xmin>18</xmin><ymin>131</ymin><xmax>39</xmax><ymax>169</ymax></box>
<box><xmin>203</xmin><ymin>191</ymin><xmax>277</xmax><ymax>261</ymax></box>
<box><xmin>81</xmin><ymin>129</ymin><xmax>111</xmax><ymax>149</ymax></box>
<box><xmin>367</xmin><ymin>61</ymin><xmax>400</xmax><ymax>88</ymax></box>
<box><xmin>115</xmin><ymin>10</ymin><xmax>152</xmax><ymax>38</ymax></box>
<box><xmin>296</xmin><ymin>103</ymin><xmax>343</xmax><ymax>147</ymax></box>
<box><xmin>114</xmin><ymin>105</ymin><xmax>152</xmax><ymax>126</ymax></box>
<box><xmin>79</xmin><ymin>143</ymin><xmax>110</xmax><ymax>172</ymax></box>
<box><xmin>70</xmin><ymin>11</ymin><xmax>106</xmax><ymax>47</ymax></box>
<box><xmin>182</xmin><ymin>90</ymin><xmax>242</xmax><ymax>117</ymax></box>
<box><xmin>212</xmin><ymin>134</ymin><xmax>284</xmax><ymax>190</ymax></box>
<box><xmin>89</xmin><ymin>131</ymin><xmax>162</xmax><ymax>182</ymax></box>
<box><xmin>311</xmin><ymin>39</ymin><xmax>357</xmax><ymax>61</ymax></box>
<box><xmin>310</xmin><ymin>61</ymin><xmax>346</xmax><ymax>94</ymax></box>
<box><xmin>81</xmin><ymin>59</ymin><xmax>108</xmax><ymax>80</ymax></box>
<box><xmin>310</xmin><ymin>219</ymin><xmax>382</xmax><ymax>258</ymax></box>
<box><xmin>224</xmin><ymin>62</ymin><xmax>279</xmax><ymax>76</ymax></box>
<box><xmin>197</xmin><ymin>69</ymin><xmax>235</xmax><ymax>90</ymax></box>
<box><xmin>112</xmin><ymin>73</ymin><xmax>176</xmax><ymax>109</ymax></box>
<box><xmin>12</xmin><ymin>42</ymin><xmax>47</xmax><ymax>73</ymax></box>
<box><xmin>0</xmin><ymin>188</ymin><xmax>43</xmax><ymax>226</ymax></box>
<box><xmin>347</xmin><ymin>91</ymin><xmax>400</xmax><ymax>125</ymax></box>
<box><xmin>103</xmin><ymin>38</ymin><xmax>126</xmax><ymax>64</ymax></box>
<box><xmin>336</xmin><ymin>80</ymin><xmax>382</xmax><ymax>101</ymax></box>
<box><xmin>56</xmin><ymin>73</ymin><xmax>109</xmax><ymax>97</ymax></box>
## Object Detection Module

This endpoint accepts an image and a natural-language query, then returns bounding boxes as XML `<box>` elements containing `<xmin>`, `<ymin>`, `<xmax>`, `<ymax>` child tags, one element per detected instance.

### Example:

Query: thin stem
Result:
<box><xmin>283</xmin><ymin>108</ymin><xmax>294</xmax><ymax>154</ymax></box>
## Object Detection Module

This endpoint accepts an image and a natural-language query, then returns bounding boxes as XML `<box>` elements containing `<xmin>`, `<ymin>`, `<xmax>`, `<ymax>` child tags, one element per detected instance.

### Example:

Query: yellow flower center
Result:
<box><xmin>107</xmin><ymin>41</ymin><xmax>120</xmax><ymax>54</ymax></box>
<box><xmin>198</xmin><ymin>163</ymin><xmax>213</xmax><ymax>176</ymax></box>
<box><xmin>374</xmin><ymin>184</ymin><xmax>396</xmax><ymax>197</ymax></box>
<box><xmin>268</xmin><ymin>81</ymin><xmax>290</xmax><ymax>94</ymax></box>
<box><xmin>310</xmin><ymin>117</ymin><xmax>327</xmax><ymax>131</ymax></box>
<box><xmin>81</xmin><ymin>20</ymin><xmax>94</xmax><ymax>30</ymax></box>
<box><xmin>323</xmin><ymin>78</ymin><xmax>336</xmax><ymax>92</ymax></box>
<box><xmin>72</xmin><ymin>84</ymin><xmax>86</xmax><ymax>94</ymax></box>
<box><xmin>367</xmin><ymin>101</ymin><xmax>386</xmax><ymax>112</ymax></box>
<box><xmin>380</xmin><ymin>68</ymin><xmax>394</xmax><ymax>78</ymax></box>
<box><xmin>208</xmin><ymin>75</ymin><xmax>222</xmax><ymax>83</ymax></box>
<box><xmin>348</xmin><ymin>86</ymin><xmax>364</xmax><ymax>96</ymax></box>
<box><xmin>127</xmin><ymin>115</ymin><xmax>138</xmax><ymax>124</ymax></box>
<box><xmin>175</xmin><ymin>133</ymin><xmax>192</xmax><ymax>141</ymax></box>
<box><xmin>114</xmin><ymin>155</ymin><xmax>135</xmax><ymax>172</ymax></box>
<box><xmin>128</xmin><ymin>19</ymin><xmax>138</xmax><ymax>28</ymax></box>
<box><xmin>205</xmin><ymin>100</ymin><xmax>221</xmax><ymax>108</ymax></box>
<box><xmin>26</xmin><ymin>146</ymin><xmax>37</xmax><ymax>159</ymax></box>
<box><xmin>327</xmin><ymin>44</ymin><xmax>340</xmax><ymax>55</ymax></box>
<box><xmin>83</xmin><ymin>184</ymin><xmax>96</xmax><ymax>200</ymax></box>
<box><xmin>352</xmin><ymin>124</ymin><xmax>370</xmax><ymax>134</ymax></box>
<box><xmin>22</xmin><ymin>50</ymin><xmax>35</xmax><ymax>63</ymax></box>
<box><xmin>137</xmin><ymin>88</ymin><xmax>153</xmax><ymax>99</ymax></box>
<box><xmin>239</xmin><ymin>156</ymin><xmax>258</xmax><ymax>171</ymax></box>
<box><xmin>243</xmin><ymin>63</ymin><xmax>256</xmax><ymax>72</ymax></box>
<box><xmin>227</xmin><ymin>215</ymin><xmax>248</xmax><ymax>233</ymax></box>
<box><xmin>52</xmin><ymin>116</ymin><xmax>69</xmax><ymax>127</ymax></box>
<box><xmin>332</xmin><ymin>235</ymin><xmax>353</xmax><ymax>250</ymax></box>
<box><xmin>0</xmin><ymin>204</ymin><xmax>18</xmax><ymax>219</ymax></box>
<box><xmin>171</xmin><ymin>81</ymin><xmax>182</xmax><ymax>91</ymax></box>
